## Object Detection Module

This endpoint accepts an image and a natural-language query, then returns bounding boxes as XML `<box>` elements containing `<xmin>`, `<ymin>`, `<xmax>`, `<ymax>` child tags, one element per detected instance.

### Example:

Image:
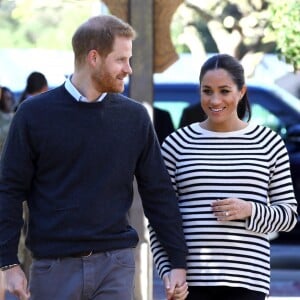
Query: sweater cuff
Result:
<box><xmin>169</xmin><ymin>250</ymin><xmax>187</xmax><ymax>270</ymax></box>
<box><xmin>0</xmin><ymin>244</ymin><xmax>20</xmax><ymax>268</ymax></box>
<box><xmin>245</xmin><ymin>202</ymin><xmax>256</xmax><ymax>231</ymax></box>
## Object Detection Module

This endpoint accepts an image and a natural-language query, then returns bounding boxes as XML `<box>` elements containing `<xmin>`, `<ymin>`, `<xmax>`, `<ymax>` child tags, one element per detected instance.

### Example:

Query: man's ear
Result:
<box><xmin>87</xmin><ymin>49</ymin><xmax>99</xmax><ymax>66</ymax></box>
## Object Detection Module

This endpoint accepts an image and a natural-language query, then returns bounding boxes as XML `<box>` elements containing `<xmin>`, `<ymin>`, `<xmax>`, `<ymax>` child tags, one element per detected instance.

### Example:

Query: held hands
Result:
<box><xmin>163</xmin><ymin>268</ymin><xmax>188</xmax><ymax>300</ymax></box>
<box><xmin>0</xmin><ymin>265</ymin><xmax>30</xmax><ymax>300</ymax></box>
<box><xmin>211</xmin><ymin>198</ymin><xmax>252</xmax><ymax>221</ymax></box>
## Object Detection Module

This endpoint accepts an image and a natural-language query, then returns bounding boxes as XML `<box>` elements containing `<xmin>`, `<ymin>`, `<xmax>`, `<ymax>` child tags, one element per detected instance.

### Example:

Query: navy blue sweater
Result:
<box><xmin>0</xmin><ymin>85</ymin><xmax>187</xmax><ymax>268</ymax></box>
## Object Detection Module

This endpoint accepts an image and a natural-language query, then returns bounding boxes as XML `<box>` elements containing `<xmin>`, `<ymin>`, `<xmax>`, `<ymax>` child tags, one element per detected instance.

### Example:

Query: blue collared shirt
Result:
<box><xmin>64</xmin><ymin>76</ymin><xmax>107</xmax><ymax>103</ymax></box>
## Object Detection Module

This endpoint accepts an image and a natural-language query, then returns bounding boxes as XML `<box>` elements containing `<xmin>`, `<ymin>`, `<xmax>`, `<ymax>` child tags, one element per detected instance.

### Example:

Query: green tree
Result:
<box><xmin>171</xmin><ymin>0</ymin><xmax>276</xmax><ymax>78</ymax></box>
<box><xmin>268</xmin><ymin>0</ymin><xmax>300</xmax><ymax>71</ymax></box>
<box><xmin>0</xmin><ymin>0</ymin><xmax>98</xmax><ymax>49</ymax></box>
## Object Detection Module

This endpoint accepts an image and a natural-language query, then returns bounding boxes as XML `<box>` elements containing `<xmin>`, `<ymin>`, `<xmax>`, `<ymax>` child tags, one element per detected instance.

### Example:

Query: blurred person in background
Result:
<box><xmin>0</xmin><ymin>86</ymin><xmax>15</xmax><ymax>152</ymax></box>
<box><xmin>178</xmin><ymin>102</ymin><xmax>206</xmax><ymax>128</ymax></box>
<box><xmin>154</xmin><ymin>107</ymin><xmax>175</xmax><ymax>145</ymax></box>
<box><xmin>0</xmin><ymin>86</ymin><xmax>15</xmax><ymax>113</ymax></box>
<box><xmin>17</xmin><ymin>71</ymin><xmax>48</xmax><ymax>109</ymax></box>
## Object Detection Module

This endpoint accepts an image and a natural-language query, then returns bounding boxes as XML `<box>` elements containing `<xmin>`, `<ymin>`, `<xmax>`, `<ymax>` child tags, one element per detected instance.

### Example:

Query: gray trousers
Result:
<box><xmin>28</xmin><ymin>248</ymin><xmax>135</xmax><ymax>300</ymax></box>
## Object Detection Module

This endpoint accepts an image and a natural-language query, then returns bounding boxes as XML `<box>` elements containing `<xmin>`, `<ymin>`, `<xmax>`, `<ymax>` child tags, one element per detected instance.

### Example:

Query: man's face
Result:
<box><xmin>92</xmin><ymin>36</ymin><xmax>133</xmax><ymax>93</ymax></box>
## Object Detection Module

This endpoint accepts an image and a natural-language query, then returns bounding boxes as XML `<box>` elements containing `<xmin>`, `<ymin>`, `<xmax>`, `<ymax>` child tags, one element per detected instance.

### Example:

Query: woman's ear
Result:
<box><xmin>240</xmin><ymin>85</ymin><xmax>247</xmax><ymax>99</ymax></box>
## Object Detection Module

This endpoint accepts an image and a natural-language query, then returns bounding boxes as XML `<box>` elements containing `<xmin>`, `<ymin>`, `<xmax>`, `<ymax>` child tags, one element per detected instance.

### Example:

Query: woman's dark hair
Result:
<box><xmin>19</xmin><ymin>72</ymin><xmax>48</xmax><ymax>103</ymax></box>
<box><xmin>199</xmin><ymin>54</ymin><xmax>251</xmax><ymax>121</ymax></box>
<box><xmin>0</xmin><ymin>86</ymin><xmax>15</xmax><ymax>112</ymax></box>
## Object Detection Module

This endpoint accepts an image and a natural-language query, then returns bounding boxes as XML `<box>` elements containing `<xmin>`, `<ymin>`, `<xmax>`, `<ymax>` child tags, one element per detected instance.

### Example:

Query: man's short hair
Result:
<box><xmin>72</xmin><ymin>15</ymin><xmax>136</xmax><ymax>65</ymax></box>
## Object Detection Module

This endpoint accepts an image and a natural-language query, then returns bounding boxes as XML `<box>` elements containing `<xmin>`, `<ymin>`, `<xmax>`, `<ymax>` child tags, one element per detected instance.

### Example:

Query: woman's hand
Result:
<box><xmin>163</xmin><ymin>269</ymin><xmax>188</xmax><ymax>300</ymax></box>
<box><xmin>211</xmin><ymin>198</ymin><xmax>252</xmax><ymax>221</ymax></box>
<box><xmin>172</xmin><ymin>282</ymin><xmax>189</xmax><ymax>300</ymax></box>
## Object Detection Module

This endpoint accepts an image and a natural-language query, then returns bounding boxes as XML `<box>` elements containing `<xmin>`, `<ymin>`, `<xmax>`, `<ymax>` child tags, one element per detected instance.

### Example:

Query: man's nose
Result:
<box><xmin>124</xmin><ymin>62</ymin><xmax>132</xmax><ymax>75</ymax></box>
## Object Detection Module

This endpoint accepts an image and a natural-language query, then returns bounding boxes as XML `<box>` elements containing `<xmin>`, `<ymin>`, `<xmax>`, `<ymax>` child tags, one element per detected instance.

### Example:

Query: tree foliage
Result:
<box><xmin>0</xmin><ymin>0</ymin><xmax>99</xmax><ymax>49</ymax></box>
<box><xmin>171</xmin><ymin>0</ymin><xmax>276</xmax><ymax>77</ymax></box>
<box><xmin>1</xmin><ymin>0</ymin><xmax>297</xmax><ymax>75</ymax></box>
<box><xmin>268</xmin><ymin>0</ymin><xmax>300</xmax><ymax>71</ymax></box>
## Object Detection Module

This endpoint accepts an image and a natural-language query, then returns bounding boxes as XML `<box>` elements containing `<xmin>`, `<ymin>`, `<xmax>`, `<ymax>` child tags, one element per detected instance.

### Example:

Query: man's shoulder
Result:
<box><xmin>108</xmin><ymin>93</ymin><xmax>147</xmax><ymax>111</ymax></box>
<box><xmin>109</xmin><ymin>92</ymin><xmax>140</xmax><ymax>103</ymax></box>
<box><xmin>22</xmin><ymin>85</ymin><xmax>64</xmax><ymax>102</ymax></box>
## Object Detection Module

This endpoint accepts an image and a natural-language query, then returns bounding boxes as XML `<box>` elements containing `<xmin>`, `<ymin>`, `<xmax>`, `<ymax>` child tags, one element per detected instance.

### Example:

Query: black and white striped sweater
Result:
<box><xmin>150</xmin><ymin>122</ymin><xmax>297</xmax><ymax>295</ymax></box>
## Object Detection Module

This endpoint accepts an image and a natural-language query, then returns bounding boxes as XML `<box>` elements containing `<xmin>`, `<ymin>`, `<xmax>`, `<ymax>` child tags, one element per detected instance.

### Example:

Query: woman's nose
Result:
<box><xmin>210</xmin><ymin>93</ymin><xmax>221</xmax><ymax>104</ymax></box>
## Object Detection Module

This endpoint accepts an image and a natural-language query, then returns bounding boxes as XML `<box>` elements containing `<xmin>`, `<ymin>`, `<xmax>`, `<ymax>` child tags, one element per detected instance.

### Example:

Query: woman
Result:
<box><xmin>0</xmin><ymin>86</ymin><xmax>15</xmax><ymax>152</ymax></box>
<box><xmin>150</xmin><ymin>54</ymin><xmax>298</xmax><ymax>300</ymax></box>
<box><xmin>0</xmin><ymin>86</ymin><xmax>15</xmax><ymax>113</ymax></box>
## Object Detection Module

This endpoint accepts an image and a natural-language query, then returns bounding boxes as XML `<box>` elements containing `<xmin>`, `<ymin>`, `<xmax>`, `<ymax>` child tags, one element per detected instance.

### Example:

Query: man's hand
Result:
<box><xmin>163</xmin><ymin>268</ymin><xmax>188</xmax><ymax>300</ymax></box>
<box><xmin>0</xmin><ymin>265</ymin><xmax>30</xmax><ymax>300</ymax></box>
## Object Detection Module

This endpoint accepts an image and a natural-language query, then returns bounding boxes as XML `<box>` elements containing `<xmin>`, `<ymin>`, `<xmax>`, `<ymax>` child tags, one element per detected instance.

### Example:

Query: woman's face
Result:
<box><xmin>2</xmin><ymin>90</ymin><xmax>15</xmax><ymax>112</ymax></box>
<box><xmin>200</xmin><ymin>68</ymin><xmax>246</xmax><ymax>131</ymax></box>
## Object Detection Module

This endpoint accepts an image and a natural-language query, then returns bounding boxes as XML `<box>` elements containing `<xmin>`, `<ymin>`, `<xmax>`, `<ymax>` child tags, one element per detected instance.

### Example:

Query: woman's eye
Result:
<box><xmin>202</xmin><ymin>89</ymin><xmax>212</xmax><ymax>95</ymax></box>
<box><xmin>221</xmin><ymin>89</ymin><xmax>230</xmax><ymax>94</ymax></box>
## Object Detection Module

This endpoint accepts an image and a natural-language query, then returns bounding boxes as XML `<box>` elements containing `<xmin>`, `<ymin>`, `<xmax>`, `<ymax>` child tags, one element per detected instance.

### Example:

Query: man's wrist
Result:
<box><xmin>0</xmin><ymin>263</ymin><xmax>19</xmax><ymax>271</ymax></box>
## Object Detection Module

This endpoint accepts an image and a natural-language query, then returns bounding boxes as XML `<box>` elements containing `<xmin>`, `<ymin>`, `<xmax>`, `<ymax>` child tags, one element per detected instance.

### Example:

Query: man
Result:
<box><xmin>179</xmin><ymin>102</ymin><xmax>206</xmax><ymax>128</ymax></box>
<box><xmin>153</xmin><ymin>107</ymin><xmax>174</xmax><ymax>145</ymax></box>
<box><xmin>0</xmin><ymin>15</ymin><xmax>187</xmax><ymax>300</ymax></box>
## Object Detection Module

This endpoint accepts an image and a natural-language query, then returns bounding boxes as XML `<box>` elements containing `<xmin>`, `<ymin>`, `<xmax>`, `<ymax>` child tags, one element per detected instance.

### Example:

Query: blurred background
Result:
<box><xmin>0</xmin><ymin>1</ymin><xmax>299</xmax><ymax>299</ymax></box>
<box><xmin>0</xmin><ymin>0</ymin><xmax>299</xmax><ymax>94</ymax></box>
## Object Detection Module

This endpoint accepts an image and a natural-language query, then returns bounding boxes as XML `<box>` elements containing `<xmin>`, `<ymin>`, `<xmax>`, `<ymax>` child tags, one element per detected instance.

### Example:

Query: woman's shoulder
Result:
<box><xmin>163</xmin><ymin>123</ymin><xmax>198</xmax><ymax>146</ymax></box>
<box><xmin>249</xmin><ymin>122</ymin><xmax>281</xmax><ymax>136</ymax></box>
<box><xmin>247</xmin><ymin>123</ymin><xmax>285</xmax><ymax>148</ymax></box>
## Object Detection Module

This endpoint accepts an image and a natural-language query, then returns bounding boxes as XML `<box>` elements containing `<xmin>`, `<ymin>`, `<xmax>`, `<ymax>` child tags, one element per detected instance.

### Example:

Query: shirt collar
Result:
<box><xmin>65</xmin><ymin>76</ymin><xmax>107</xmax><ymax>103</ymax></box>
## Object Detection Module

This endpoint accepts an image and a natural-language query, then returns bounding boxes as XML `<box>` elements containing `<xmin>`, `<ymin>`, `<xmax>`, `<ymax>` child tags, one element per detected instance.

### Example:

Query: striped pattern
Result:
<box><xmin>150</xmin><ymin>122</ymin><xmax>297</xmax><ymax>294</ymax></box>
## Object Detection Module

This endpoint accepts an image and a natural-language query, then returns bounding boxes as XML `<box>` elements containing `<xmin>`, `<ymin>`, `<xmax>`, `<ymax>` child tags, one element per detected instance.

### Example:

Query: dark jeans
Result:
<box><xmin>187</xmin><ymin>286</ymin><xmax>266</xmax><ymax>300</ymax></box>
<box><xmin>29</xmin><ymin>248</ymin><xmax>135</xmax><ymax>300</ymax></box>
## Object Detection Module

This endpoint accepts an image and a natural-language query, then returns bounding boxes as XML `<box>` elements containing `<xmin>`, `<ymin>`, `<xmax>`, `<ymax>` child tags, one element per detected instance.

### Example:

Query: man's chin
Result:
<box><xmin>113</xmin><ymin>84</ymin><xmax>125</xmax><ymax>93</ymax></box>
<box><xmin>104</xmin><ymin>83</ymin><xmax>125</xmax><ymax>94</ymax></box>
<box><xmin>118</xmin><ymin>86</ymin><xmax>125</xmax><ymax>93</ymax></box>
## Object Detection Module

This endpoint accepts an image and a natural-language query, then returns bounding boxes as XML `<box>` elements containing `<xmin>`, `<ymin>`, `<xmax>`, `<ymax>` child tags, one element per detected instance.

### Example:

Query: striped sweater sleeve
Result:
<box><xmin>149</xmin><ymin>135</ymin><xmax>181</xmax><ymax>278</ymax></box>
<box><xmin>246</xmin><ymin>131</ymin><xmax>298</xmax><ymax>233</ymax></box>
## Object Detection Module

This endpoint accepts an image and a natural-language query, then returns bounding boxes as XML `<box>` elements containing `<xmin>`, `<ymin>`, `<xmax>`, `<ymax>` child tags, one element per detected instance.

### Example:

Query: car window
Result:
<box><xmin>154</xmin><ymin>101</ymin><xmax>189</xmax><ymax>129</ymax></box>
<box><xmin>250</xmin><ymin>104</ymin><xmax>282</xmax><ymax>131</ymax></box>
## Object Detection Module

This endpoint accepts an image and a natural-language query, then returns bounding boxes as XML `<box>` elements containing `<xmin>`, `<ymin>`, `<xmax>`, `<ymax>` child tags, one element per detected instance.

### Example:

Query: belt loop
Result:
<box><xmin>82</xmin><ymin>250</ymin><xmax>93</xmax><ymax>258</ymax></box>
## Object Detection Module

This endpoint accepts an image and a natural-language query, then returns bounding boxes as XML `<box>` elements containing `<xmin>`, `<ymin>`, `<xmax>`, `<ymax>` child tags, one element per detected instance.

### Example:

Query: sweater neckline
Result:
<box><xmin>190</xmin><ymin>122</ymin><xmax>257</xmax><ymax>137</ymax></box>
